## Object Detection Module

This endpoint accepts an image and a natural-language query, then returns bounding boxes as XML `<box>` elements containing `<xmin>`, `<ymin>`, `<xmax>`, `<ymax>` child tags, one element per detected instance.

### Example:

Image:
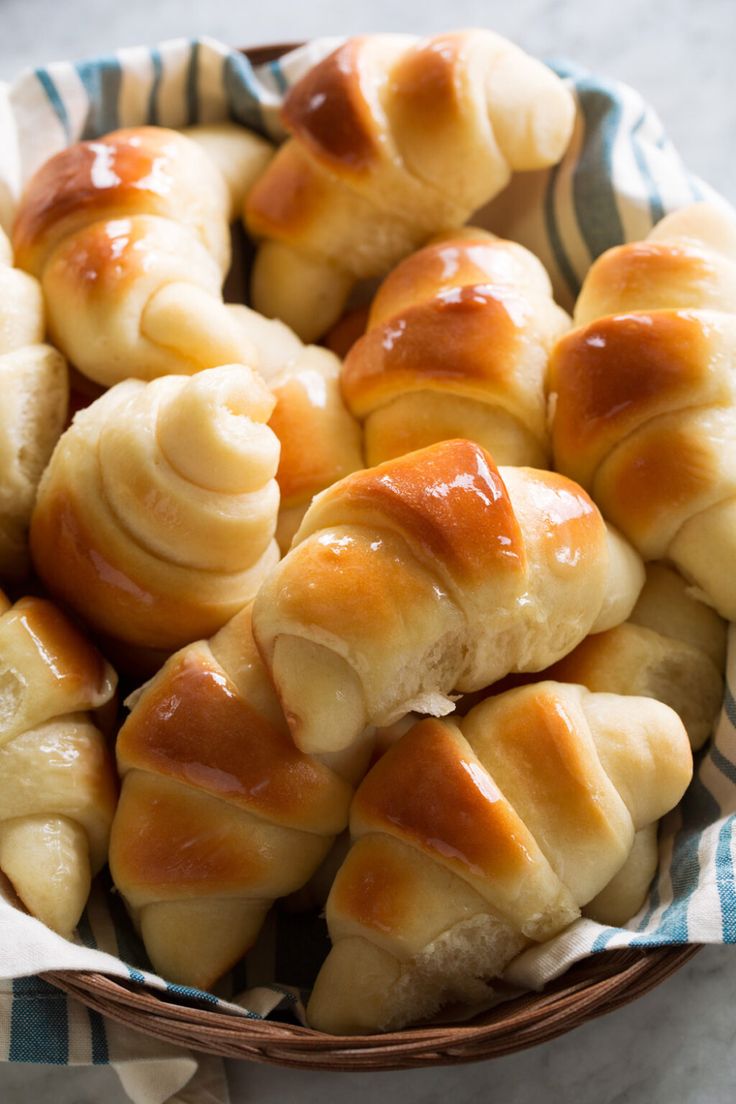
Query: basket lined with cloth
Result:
<box><xmin>0</xmin><ymin>32</ymin><xmax>735</xmax><ymax>1103</ymax></box>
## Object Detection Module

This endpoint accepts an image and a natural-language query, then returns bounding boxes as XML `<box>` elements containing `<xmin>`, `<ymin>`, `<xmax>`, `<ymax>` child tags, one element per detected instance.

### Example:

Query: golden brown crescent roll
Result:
<box><xmin>269</xmin><ymin>345</ymin><xmax>364</xmax><ymax>552</ymax></box>
<box><xmin>341</xmin><ymin>231</ymin><xmax>570</xmax><ymax>467</ymax></box>
<box><xmin>245</xmin><ymin>30</ymin><xmax>575</xmax><ymax>341</ymax></box>
<box><xmin>306</xmin><ymin>683</ymin><xmax>692</xmax><ymax>1033</ymax></box>
<box><xmin>252</xmin><ymin>439</ymin><xmax>645</xmax><ymax>757</ymax></box>
<box><xmin>551</xmin><ymin>202</ymin><xmax>736</xmax><ymax>619</ymax></box>
<box><xmin>547</xmin><ymin>563</ymin><xmax>727</xmax><ymax>750</ymax></box>
<box><xmin>0</xmin><ymin>593</ymin><xmax>117</xmax><ymax>937</ymax></box>
<box><xmin>12</xmin><ymin>126</ymin><xmax>293</xmax><ymax>386</ymax></box>
<box><xmin>0</xmin><ymin>225</ymin><xmax>68</xmax><ymax>580</ymax></box>
<box><xmin>109</xmin><ymin>605</ymin><xmax>372</xmax><ymax>989</ymax></box>
<box><xmin>30</xmin><ymin>365</ymin><xmax>281</xmax><ymax>652</ymax></box>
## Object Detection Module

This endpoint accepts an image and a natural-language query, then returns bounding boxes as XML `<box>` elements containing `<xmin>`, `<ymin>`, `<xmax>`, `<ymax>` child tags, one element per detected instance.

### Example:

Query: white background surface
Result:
<box><xmin>1</xmin><ymin>0</ymin><xmax>735</xmax><ymax>1101</ymax></box>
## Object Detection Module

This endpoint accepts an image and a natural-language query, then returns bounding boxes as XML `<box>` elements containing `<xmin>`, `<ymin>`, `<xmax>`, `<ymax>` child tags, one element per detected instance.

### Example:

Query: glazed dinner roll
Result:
<box><xmin>30</xmin><ymin>365</ymin><xmax>281</xmax><ymax>652</ymax></box>
<box><xmin>0</xmin><ymin>225</ymin><xmax>68</xmax><ymax>580</ymax></box>
<box><xmin>110</xmin><ymin>605</ymin><xmax>372</xmax><ymax>989</ymax></box>
<box><xmin>341</xmin><ymin>230</ymin><xmax>570</xmax><ymax>467</ymax></box>
<box><xmin>12</xmin><ymin>125</ymin><xmax>294</xmax><ymax>386</ymax></box>
<box><xmin>0</xmin><ymin>593</ymin><xmax>117</xmax><ymax>937</ymax></box>
<box><xmin>551</xmin><ymin>201</ymin><xmax>736</xmax><ymax>619</ymax></box>
<box><xmin>269</xmin><ymin>345</ymin><xmax>364</xmax><ymax>552</ymax></box>
<box><xmin>245</xmin><ymin>30</ymin><xmax>575</xmax><ymax>340</ymax></box>
<box><xmin>252</xmin><ymin>439</ymin><xmax>645</xmax><ymax>757</ymax></box>
<box><xmin>307</xmin><ymin>683</ymin><xmax>692</xmax><ymax>1033</ymax></box>
<box><xmin>547</xmin><ymin>563</ymin><xmax>727</xmax><ymax>750</ymax></box>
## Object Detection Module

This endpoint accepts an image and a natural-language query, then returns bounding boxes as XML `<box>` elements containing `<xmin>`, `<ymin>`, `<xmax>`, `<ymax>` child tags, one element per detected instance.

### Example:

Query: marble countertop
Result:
<box><xmin>1</xmin><ymin>1</ymin><xmax>735</xmax><ymax>1101</ymax></box>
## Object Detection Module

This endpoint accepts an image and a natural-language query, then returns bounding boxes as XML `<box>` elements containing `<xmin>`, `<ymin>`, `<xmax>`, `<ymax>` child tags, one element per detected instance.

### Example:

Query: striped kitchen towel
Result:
<box><xmin>0</xmin><ymin>32</ymin><xmax>735</xmax><ymax>1104</ymax></box>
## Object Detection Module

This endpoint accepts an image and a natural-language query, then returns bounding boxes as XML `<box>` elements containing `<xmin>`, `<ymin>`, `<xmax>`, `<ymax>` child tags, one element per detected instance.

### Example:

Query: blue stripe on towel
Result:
<box><xmin>712</xmin><ymin>745</ymin><xmax>736</xmax><ymax>787</ymax></box>
<box><xmin>76</xmin><ymin>55</ymin><xmax>122</xmax><ymax>138</ymax></box>
<box><xmin>631</xmin><ymin>112</ymin><xmax>666</xmax><ymax>225</ymax></box>
<box><xmin>269</xmin><ymin>58</ymin><xmax>288</xmax><ymax>94</ymax></box>
<box><xmin>34</xmin><ymin>69</ymin><xmax>71</xmax><ymax>140</ymax></box>
<box><xmin>88</xmin><ymin>1008</ymin><xmax>109</xmax><ymax>1064</ymax></box>
<box><xmin>571</xmin><ymin>78</ymin><xmax>626</xmax><ymax>259</ymax></box>
<box><xmin>544</xmin><ymin>157</ymin><xmax>581</xmax><ymax>301</ymax></box>
<box><xmin>166</xmin><ymin>982</ymin><xmax>219</xmax><ymax>1005</ymax></box>
<box><xmin>222</xmin><ymin>52</ymin><xmax>266</xmax><ymax>134</ymax></box>
<box><xmin>716</xmin><ymin>814</ymin><xmax>736</xmax><ymax>940</ymax></box>
<box><xmin>147</xmin><ymin>48</ymin><xmax>163</xmax><ymax>124</ymax></box>
<box><xmin>9</xmin><ymin>977</ymin><xmax>69</xmax><ymax>1063</ymax></box>
<box><xmin>186</xmin><ymin>39</ymin><xmax>200</xmax><ymax>125</ymax></box>
<box><xmin>591</xmin><ymin>926</ymin><xmax>619</xmax><ymax>953</ymax></box>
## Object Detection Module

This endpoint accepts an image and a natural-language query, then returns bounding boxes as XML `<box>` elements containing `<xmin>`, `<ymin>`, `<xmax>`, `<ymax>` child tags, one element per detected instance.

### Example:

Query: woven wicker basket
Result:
<box><xmin>43</xmin><ymin>40</ymin><xmax>702</xmax><ymax>1070</ymax></box>
<box><xmin>45</xmin><ymin>946</ymin><xmax>699</xmax><ymax>1070</ymax></box>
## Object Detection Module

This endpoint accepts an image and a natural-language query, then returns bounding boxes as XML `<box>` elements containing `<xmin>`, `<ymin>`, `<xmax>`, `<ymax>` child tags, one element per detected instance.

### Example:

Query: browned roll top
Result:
<box><xmin>350</xmin><ymin>718</ymin><xmax>544</xmax><ymax>891</ymax></box>
<box><xmin>14</xmin><ymin>127</ymin><xmax>227</xmax><ymax>277</ymax></box>
<box><xmin>117</xmin><ymin>647</ymin><xmax>351</xmax><ymax>835</ymax></box>
<box><xmin>8</xmin><ymin>596</ymin><xmax>111</xmax><ymax>704</ymax></box>
<box><xmin>300</xmin><ymin>438</ymin><xmax>527</xmax><ymax>588</ymax></box>
<box><xmin>551</xmin><ymin>310</ymin><xmax>717</xmax><ymax>488</ymax></box>
<box><xmin>282</xmin><ymin>38</ymin><xmax>383</xmax><ymax>173</ymax></box>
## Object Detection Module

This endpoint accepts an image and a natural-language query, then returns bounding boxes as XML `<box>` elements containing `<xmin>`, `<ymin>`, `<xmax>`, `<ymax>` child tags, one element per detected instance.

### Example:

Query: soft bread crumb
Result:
<box><xmin>382</xmin><ymin>913</ymin><xmax>528</xmax><ymax>1031</ymax></box>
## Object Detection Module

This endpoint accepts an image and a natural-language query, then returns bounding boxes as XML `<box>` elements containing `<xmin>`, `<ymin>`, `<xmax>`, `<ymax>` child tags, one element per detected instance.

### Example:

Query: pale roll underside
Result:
<box><xmin>0</xmin><ymin>225</ymin><xmax>68</xmax><ymax>579</ymax></box>
<box><xmin>548</xmin><ymin>563</ymin><xmax>727</xmax><ymax>749</ymax></box>
<box><xmin>268</xmin><ymin>345</ymin><xmax>364</xmax><ymax>553</ymax></box>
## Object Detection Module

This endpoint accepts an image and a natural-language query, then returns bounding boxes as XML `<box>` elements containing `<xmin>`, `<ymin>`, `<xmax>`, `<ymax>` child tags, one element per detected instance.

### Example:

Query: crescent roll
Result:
<box><xmin>307</xmin><ymin>683</ymin><xmax>692</xmax><ymax>1033</ymax></box>
<box><xmin>12</xmin><ymin>125</ymin><xmax>293</xmax><ymax>386</ymax></box>
<box><xmin>31</xmin><ymin>365</ymin><xmax>281</xmax><ymax>652</ymax></box>
<box><xmin>245</xmin><ymin>30</ymin><xmax>575</xmax><ymax>340</ymax></box>
<box><xmin>252</xmin><ymin>439</ymin><xmax>645</xmax><ymax>756</ymax></box>
<box><xmin>0</xmin><ymin>592</ymin><xmax>117</xmax><ymax>937</ymax></box>
<box><xmin>341</xmin><ymin>231</ymin><xmax>570</xmax><ymax>467</ymax></box>
<box><xmin>548</xmin><ymin>563</ymin><xmax>727</xmax><ymax>749</ymax></box>
<box><xmin>551</xmin><ymin>202</ymin><xmax>736</xmax><ymax>619</ymax></box>
<box><xmin>109</xmin><ymin>605</ymin><xmax>372</xmax><ymax>989</ymax></box>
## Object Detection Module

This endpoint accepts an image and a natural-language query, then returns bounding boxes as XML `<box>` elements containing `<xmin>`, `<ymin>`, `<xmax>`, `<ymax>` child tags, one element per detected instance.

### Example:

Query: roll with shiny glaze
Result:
<box><xmin>0</xmin><ymin>590</ymin><xmax>118</xmax><ymax>937</ymax></box>
<box><xmin>551</xmin><ymin>202</ymin><xmax>736</xmax><ymax>619</ymax></box>
<box><xmin>12</xmin><ymin>125</ymin><xmax>293</xmax><ymax>386</ymax></box>
<box><xmin>252</xmin><ymin>439</ymin><xmax>645</xmax><ymax>757</ymax></box>
<box><xmin>307</xmin><ymin>683</ymin><xmax>691</xmax><ymax>1033</ymax></box>
<box><xmin>341</xmin><ymin>230</ymin><xmax>570</xmax><ymax>467</ymax></box>
<box><xmin>31</xmin><ymin>365</ymin><xmax>281</xmax><ymax>652</ymax></box>
<box><xmin>110</xmin><ymin>605</ymin><xmax>372</xmax><ymax>989</ymax></box>
<box><xmin>245</xmin><ymin>30</ymin><xmax>575</xmax><ymax>341</ymax></box>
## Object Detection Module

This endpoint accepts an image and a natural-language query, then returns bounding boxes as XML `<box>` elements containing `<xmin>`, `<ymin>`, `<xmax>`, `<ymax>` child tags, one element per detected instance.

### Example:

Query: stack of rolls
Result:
<box><xmin>0</xmin><ymin>27</ymin><xmax>728</xmax><ymax>1042</ymax></box>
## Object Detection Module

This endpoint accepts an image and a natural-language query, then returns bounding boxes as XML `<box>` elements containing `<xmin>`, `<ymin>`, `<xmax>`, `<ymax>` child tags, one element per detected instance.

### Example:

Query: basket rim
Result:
<box><xmin>40</xmin><ymin>37</ymin><xmax>704</xmax><ymax>1072</ymax></box>
<box><xmin>44</xmin><ymin>944</ymin><xmax>700</xmax><ymax>1069</ymax></box>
